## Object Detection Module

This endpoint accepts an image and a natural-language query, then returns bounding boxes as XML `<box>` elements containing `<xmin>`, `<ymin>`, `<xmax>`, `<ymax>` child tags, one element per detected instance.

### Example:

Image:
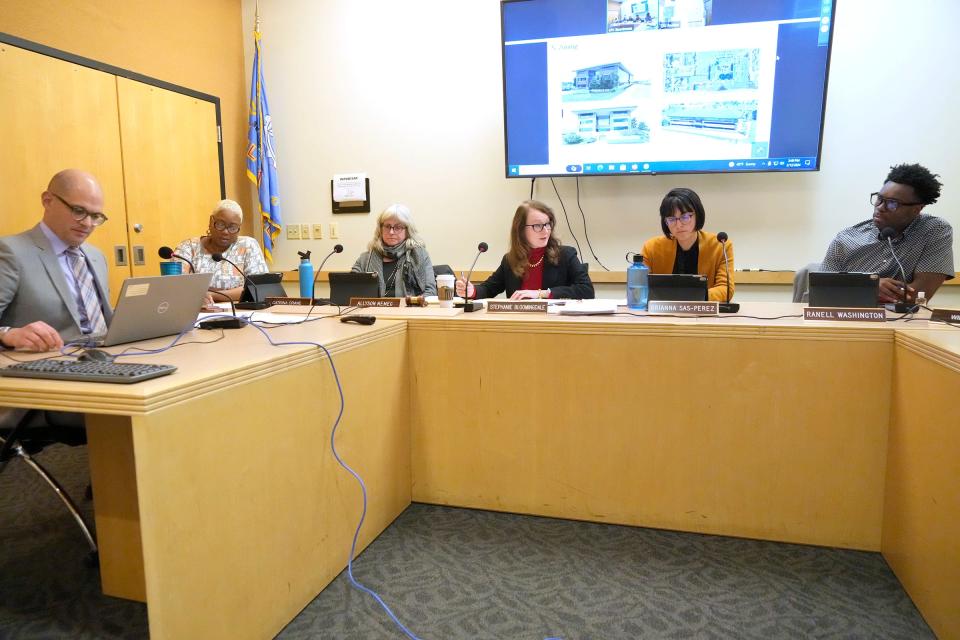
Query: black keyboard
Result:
<box><xmin>0</xmin><ymin>360</ymin><xmax>177</xmax><ymax>384</ymax></box>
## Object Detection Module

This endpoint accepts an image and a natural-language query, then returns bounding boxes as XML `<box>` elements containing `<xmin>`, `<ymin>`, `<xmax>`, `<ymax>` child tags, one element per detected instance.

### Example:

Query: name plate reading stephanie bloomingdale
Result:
<box><xmin>930</xmin><ymin>308</ymin><xmax>960</xmax><ymax>323</ymax></box>
<box><xmin>350</xmin><ymin>297</ymin><xmax>402</xmax><ymax>308</ymax></box>
<box><xmin>487</xmin><ymin>300</ymin><xmax>549</xmax><ymax>313</ymax></box>
<box><xmin>803</xmin><ymin>307</ymin><xmax>886</xmax><ymax>322</ymax></box>
<box><xmin>647</xmin><ymin>301</ymin><xmax>719</xmax><ymax>315</ymax></box>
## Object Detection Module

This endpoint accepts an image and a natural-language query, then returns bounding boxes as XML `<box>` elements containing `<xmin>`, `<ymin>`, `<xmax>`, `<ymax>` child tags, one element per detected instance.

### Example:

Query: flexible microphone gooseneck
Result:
<box><xmin>716</xmin><ymin>232</ymin><xmax>739</xmax><ymax>314</ymax></box>
<box><xmin>211</xmin><ymin>252</ymin><xmax>269</xmax><ymax>311</ymax></box>
<box><xmin>880</xmin><ymin>227</ymin><xmax>914</xmax><ymax>313</ymax></box>
<box><xmin>456</xmin><ymin>241</ymin><xmax>488</xmax><ymax>312</ymax></box>
<box><xmin>310</xmin><ymin>244</ymin><xmax>345</xmax><ymax>306</ymax></box>
<box><xmin>158</xmin><ymin>246</ymin><xmax>196</xmax><ymax>273</ymax></box>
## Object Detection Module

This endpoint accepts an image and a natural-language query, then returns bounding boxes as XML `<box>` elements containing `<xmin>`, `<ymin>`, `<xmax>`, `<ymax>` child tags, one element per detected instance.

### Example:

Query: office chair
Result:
<box><xmin>792</xmin><ymin>262</ymin><xmax>820</xmax><ymax>303</ymax></box>
<box><xmin>0</xmin><ymin>410</ymin><xmax>98</xmax><ymax>566</ymax></box>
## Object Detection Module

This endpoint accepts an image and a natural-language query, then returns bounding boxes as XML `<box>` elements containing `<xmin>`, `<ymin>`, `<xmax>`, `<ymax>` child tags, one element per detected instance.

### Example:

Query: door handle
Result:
<box><xmin>114</xmin><ymin>245</ymin><xmax>128</xmax><ymax>266</ymax></box>
<box><xmin>133</xmin><ymin>245</ymin><xmax>145</xmax><ymax>266</ymax></box>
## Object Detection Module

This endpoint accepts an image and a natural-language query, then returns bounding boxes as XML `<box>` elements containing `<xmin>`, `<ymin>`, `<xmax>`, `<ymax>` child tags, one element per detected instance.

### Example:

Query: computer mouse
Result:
<box><xmin>78</xmin><ymin>349</ymin><xmax>115</xmax><ymax>363</ymax></box>
<box><xmin>340</xmin><ymin>315</ymin><xmax>376</xmax><ymax>325</ymax></box>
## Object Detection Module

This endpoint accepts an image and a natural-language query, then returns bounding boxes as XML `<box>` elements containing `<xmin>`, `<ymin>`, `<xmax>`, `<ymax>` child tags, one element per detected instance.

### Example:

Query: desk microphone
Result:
<box><xmin>456</xmin><ymin>241</ymin><xmax>488</xmax><ymax>312</ymax></box>
<box><xmin>716</xmin><ymin>232</ymin><xmax>739</xmax><ymax>314</ymax></box>
<box><xmin>310</xmin><ymin>244</ymin><xmax>344</xmax><ymax>306</ymax></box>
<box><xmin>199</xmin><ymin>290</ymin><xmax>245</xmax><ymax>329</ymax></box>
<box><xmin>211</xmin><ymin>253</ymin><xmax>269</xmax><ymax>311</ymax></box>
<box><xmin>158</xmin><ymin>246</ymin><xmax>196</xmax><ymax>273</ymax></box>
<box><xmin>880</xmin><ymin>227</ymin><xmax>915</xmax><ymax>313</ymax></box>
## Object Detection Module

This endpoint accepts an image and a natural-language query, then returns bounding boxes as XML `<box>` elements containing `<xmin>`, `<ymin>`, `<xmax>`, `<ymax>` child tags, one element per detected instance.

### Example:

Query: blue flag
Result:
<box><xmin>246</xmin><ymin>30</ymin><xmax>281</xmax><ymax>262</ymax></box>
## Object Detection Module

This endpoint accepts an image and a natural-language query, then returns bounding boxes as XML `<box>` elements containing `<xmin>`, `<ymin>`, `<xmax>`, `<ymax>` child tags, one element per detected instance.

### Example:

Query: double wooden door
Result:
<box><xmin>0</xmin><ymin>41</ymin><xmax>222</xmax><ymax>303</ymax></box>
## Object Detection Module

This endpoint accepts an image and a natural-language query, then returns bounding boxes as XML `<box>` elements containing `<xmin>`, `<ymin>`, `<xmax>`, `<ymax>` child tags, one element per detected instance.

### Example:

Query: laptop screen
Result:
<box><xmin>328</xmin><ymin>272</ymin><xmax>379</xmax><ymax>305</ymax></box>
<box><xmin>648</xmin><ymin>274</ymin><xmax>708</xmax><ymax>302</ymax></box>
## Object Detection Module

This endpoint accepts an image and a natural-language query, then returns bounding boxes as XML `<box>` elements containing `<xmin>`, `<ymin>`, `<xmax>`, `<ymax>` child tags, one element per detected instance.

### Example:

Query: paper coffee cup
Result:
<box><xmin>436</xmin><ymin>274</ymin><xmax>455</xmax><ymax>308</ymax></box>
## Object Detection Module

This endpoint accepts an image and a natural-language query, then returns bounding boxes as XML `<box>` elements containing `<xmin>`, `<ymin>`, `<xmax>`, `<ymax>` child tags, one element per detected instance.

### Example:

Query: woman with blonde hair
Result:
<box><xmin>456</xmin><ymin>200</ymin><xmax>593</xmax><ymax>300</ymax></box>
<box><xmin>351</xmin><ymin>204</ymin><xmax>436</xmax><ymax>297</ymax></box>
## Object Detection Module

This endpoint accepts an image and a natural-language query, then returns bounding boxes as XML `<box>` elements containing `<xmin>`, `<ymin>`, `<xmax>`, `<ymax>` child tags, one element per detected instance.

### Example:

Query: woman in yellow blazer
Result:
<box><xmin>641</xmin><ymin>187</ymin><xmax>735</xmax><ymax>302</ymax></box>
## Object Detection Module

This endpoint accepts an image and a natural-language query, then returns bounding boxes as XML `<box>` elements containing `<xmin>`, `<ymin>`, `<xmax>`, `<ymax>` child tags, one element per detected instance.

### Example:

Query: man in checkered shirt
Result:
<box><xmin>821</xmin><ymin>163</ymin><xmax>953</xmax><ymax>303</ymax></box>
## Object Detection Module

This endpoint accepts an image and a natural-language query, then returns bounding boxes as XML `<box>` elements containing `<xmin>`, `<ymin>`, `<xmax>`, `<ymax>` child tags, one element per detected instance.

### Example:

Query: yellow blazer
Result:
<box><xmin>641</xmin><ymin>230</ymin><xmax>735</xmax><ymax>302</ymax></box>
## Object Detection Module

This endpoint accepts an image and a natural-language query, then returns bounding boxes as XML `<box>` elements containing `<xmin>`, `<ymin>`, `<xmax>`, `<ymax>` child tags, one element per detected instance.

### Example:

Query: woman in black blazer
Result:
<box><xmin>456</xmin><ymin>200</ymin><xmax>594</xmax><ymax>300</ymax></box>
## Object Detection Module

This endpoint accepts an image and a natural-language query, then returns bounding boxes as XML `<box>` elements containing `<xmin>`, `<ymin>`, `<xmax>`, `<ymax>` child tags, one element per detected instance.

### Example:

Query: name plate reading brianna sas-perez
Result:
<box><xmin>646</xmin><ymin>300</ymin><xmax>719</xmax><ymax>315</ymax></box>
<box><xmin>803</xmin><ymin>307</ymin><xmax>886</xmax><ymax>322</ymax></box>
<box><xmin>350</xmin><ymin>297</ymin><xmax>402</xmax><ymax>308</ymax></box>
<box><xmin>487</xmin><ymin>300</ymin><xmax>548</xmax><ymax>313</ymax></box>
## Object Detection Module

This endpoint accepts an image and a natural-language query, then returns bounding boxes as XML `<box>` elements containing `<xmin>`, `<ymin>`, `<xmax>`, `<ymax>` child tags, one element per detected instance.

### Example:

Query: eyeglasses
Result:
<box><xmin>524</xmin><ymin>222</ymin><xmax>553</xmax><ymax>232</ymax></box>
<box><xmin>870</xmin><ymin>193</ymin><xmax>922</xmax><ymax>211</ymax></box>
<box><xmin>51</xmin><ymin>193</ymin><xmax>108</xmax><ymax>226</ymax></box>
<box><xmin>664</xmin><ymin>212</ymin><xmax>695</xmax><ymax>226</ymax></box>
<box><xmin>381</xmin><ymin>223</ymin><xmax>407</xmax><ymax>233</ymax></box>
<box><xmin>212</xmin><ymin>220</ymin><xmax>241</xmax><ymax>234</ymax></box>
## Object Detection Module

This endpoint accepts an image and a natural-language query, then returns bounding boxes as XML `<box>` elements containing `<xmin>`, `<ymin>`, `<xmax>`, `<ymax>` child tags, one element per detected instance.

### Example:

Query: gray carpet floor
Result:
<box><xmin>0</xmin><ymin>444</ymin><xmax>934</xmax><ymax>639</ymax></box>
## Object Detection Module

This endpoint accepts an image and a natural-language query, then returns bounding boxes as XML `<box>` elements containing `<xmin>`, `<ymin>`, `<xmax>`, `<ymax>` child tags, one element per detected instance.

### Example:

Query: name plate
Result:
<box><xmin>350</xmin><ymin>297</ymin><xmax>402</xmax><ymax>308</ymax></box>
<box><xmin>265</xmin><ymin>296</ymin><xmax>312</xmax><ymax>306</ymax></box>
<box><xmin>930</xmin><ymin>308</ymin><xmax>960</xmax><ymax>323</ymax></box>
<box><xmin>647</xmin><ymin>300</ymin><xmax>719</xmax><ymax>315</ymax></box>
<box><xmin>487</xmin><ymin>300</ymin><xmax>548</xmax><ymax>313</ymax></box>
<box><xmin>803</xmin><ymin>307</ymin><xmax>885</xmax><ymax>322</ymax></box>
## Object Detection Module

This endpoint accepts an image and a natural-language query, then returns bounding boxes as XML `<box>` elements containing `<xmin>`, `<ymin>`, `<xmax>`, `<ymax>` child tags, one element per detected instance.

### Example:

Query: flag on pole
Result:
<box><xmin>246</xmin><ymin>25</ymin><xmax>281</xmax><ymax>262</ymax></box>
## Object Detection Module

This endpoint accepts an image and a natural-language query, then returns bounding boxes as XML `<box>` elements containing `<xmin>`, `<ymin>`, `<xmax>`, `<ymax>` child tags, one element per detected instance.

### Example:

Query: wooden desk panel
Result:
<box><xmin>408</xmin><ymin>320</ymin><xmax>892</xmax><ymax>550</ymax></box>
<box><xmin>884</xmin><ymin>331</ymin><xmax>960</xmax><ymax>640</ymax></box>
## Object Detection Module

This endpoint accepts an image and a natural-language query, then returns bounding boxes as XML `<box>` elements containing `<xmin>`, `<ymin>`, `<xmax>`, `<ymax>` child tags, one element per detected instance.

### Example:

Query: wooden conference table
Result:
<box><xmin>0</xmin><ymin>302</ymin><xmax>956</xmax><ymax>639</ymax></box>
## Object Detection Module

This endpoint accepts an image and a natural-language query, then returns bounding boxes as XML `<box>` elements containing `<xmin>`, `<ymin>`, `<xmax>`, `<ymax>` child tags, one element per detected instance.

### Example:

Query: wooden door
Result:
<box><xmin>117</xmin><ymin>77</ymin><xmax>222</xmax><ymax>277</ymax></box>
<box><xmin>0</xmin><ymin>43</ymin><xmax>130</xmax><ymax>301</ymax></box>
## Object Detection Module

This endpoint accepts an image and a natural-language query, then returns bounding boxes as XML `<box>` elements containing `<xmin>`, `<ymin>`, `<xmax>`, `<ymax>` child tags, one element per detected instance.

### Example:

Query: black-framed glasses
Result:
<box><xmin>51</xmin><ymin>193</ymin><xmax>108</xmax><ymax>226</ymax></box>
<box><xmin>212</xmin><ymin>220</ymin><xmax>241</xmax><ymax>233</ymax></box>
<box><xmin>524</xmin><ymin>222</ymin><xmax>553</xmax><ymax>232</ymax></box>
<box><xmin>381</xmin><ymin>223</ymin><xmax>407</xmax><ymax>233</ymax></box>
<box><xmin>664</xmin><ymin>212</ymin><xmax>695</xmax><ymax>226</ymax></box>
<box><xmin>870</xmin><ymin>193</ymin><xmax>922</xmax><ymax>211</ymax></box>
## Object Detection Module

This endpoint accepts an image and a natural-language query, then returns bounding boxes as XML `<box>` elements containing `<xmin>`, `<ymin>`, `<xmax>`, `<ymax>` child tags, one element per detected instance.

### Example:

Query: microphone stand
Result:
<box><xmin>456</xmin><ymin>243</ymin><xmax>487</xmax><ymax>312</ymax></box>
<box><xmin>884</xmin><ymin>233</ymin><xmax>915</xmax><ymax>313</ymax></box>
<box><xmin>211</xmin><ymin>253</ymin><xmax>269</xmax><ymax>311</ymax></box>
<box><xmin>310</xmin><ymin>244</ymin><xmax>344</xmax><ymax>307</ymax></box>
<box><xmin>199</xmin><ymin>290</ymin><xmax>245</xmax><ymax>330</ymax></box>
<box><xmin>717</xmin><ymin>235</ymin><xmax>739</xmax><ymax>313</ymax></box>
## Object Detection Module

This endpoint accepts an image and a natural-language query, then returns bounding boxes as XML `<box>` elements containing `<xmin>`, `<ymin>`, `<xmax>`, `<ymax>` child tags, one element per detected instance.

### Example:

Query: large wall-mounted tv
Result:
<box><xmin>501</xmin><ymin>0</ymin><xmax>836</xmax><ymax>177</ymax></box>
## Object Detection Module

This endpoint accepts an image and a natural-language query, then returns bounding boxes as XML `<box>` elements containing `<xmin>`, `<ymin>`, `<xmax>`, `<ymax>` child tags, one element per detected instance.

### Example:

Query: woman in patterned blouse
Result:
<box><xmin>174</xmin><ymin>199</ymin><xmax>268</xmax><ymax>304</ymax></box>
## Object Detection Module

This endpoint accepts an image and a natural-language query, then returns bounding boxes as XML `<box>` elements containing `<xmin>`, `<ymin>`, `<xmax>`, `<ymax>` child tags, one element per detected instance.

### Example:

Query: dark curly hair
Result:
<box><xmin>885</xmin><ymin>163</ymin><xmax>942</xmax><ymax>205</ymax></box>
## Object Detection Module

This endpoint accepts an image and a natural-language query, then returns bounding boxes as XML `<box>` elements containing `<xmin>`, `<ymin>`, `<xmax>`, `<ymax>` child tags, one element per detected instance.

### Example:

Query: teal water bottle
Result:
<box><xmin>626</xmin><ymin>254</ymin><xmax>649</xmax><ymax>310</ymax></box>
<box><xmin>298</xmin><ymin>250</ymin><xmax>314</xmax><ymax>298</ymax></box>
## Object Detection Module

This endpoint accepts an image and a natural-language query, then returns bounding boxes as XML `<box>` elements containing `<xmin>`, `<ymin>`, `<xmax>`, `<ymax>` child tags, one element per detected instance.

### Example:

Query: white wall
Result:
<box><xmin>241</xmin><ymin>0</ymin><xmax>959</xmax><ymax>304</ymax></box>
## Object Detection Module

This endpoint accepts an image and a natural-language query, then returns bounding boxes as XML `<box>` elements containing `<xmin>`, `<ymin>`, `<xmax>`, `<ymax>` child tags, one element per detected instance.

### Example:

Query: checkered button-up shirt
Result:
<box><xmin>820</xmin><ymin>214</ymin><xmax>954</xmax><ymax>282</ymax></box>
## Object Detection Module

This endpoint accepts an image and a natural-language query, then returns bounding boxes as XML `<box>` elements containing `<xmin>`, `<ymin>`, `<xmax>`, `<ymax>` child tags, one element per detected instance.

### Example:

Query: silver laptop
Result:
<box><xmin>87</xmin><ymin>273</ymin><xmax>212</xmax><ymax>347</ymax></box>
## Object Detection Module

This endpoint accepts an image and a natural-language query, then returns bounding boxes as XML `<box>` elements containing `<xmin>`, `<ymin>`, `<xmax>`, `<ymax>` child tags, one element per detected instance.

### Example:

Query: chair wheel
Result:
<box><xmin>85</xmin><ymin>551</ymin><xmax>99</xmax><ymax>569</ymax></box>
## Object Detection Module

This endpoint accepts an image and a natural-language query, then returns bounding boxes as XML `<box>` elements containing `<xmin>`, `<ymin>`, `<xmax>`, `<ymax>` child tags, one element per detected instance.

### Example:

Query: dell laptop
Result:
<box><xmin>84</xmin><ymin>273</ymin><xmax>212</xmax><ymax>347</ymax></box>
<box><xmin>328</xmin><ymin>271</ymin><xmax>380</xmax><ymax>306</ymax></box>
<box><xmin>808</xmin><ymin>272</ymin><xmax>879</xmax><ymax>308</ymax></box>
<box><xmin>648</xmin><ymin>274</ymin><xmax>709</xmax><ymax>302</ymax></box>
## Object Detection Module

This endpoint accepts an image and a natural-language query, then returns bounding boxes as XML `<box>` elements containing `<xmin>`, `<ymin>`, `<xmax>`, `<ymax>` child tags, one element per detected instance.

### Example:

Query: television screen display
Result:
<box><xmin>501</xmin><ymin>0</ymin><xmax>836</xmax><ymax>177</ymax></box>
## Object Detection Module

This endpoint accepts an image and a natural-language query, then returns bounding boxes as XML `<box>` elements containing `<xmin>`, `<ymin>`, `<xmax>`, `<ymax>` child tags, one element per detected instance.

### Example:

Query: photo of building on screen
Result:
<box><xmin>607</xmin><ymin>0</ymin><xmax>712</xmax><ymax>32</ymax></box>
<box><xmin>559</xmin><ymin>61</ymin><xmax>653</xmax><ymax>147</ymax></box>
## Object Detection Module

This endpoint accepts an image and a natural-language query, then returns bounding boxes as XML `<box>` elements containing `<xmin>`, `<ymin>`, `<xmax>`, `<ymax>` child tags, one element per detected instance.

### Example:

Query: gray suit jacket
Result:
<box><xmin>0</xmin><ymin>224</ymin><xmax>112</xmax><ymax>342</ymax></box>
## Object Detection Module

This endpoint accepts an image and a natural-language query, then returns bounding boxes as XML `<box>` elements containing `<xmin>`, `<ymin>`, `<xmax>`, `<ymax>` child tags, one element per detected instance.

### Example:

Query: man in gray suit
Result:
<box><xmin>0</xmin><ymin>169</ymin><xmax>112</xmax><ymax>352</ymax></box>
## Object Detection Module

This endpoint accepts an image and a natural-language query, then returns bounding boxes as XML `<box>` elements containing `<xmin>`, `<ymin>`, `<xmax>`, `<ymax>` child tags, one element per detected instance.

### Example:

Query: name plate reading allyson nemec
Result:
<box><xmin>647</xmin><ymin>301</ymin><xmax>719</xmax><ymax>315</ymax></box>
<box><xmin>803</xmin><ymin>307</ymin><xmax>885</xmax><ymax>322</ymax></box>
<box><xmin>351</xmin><ymin>297</ymin><xmax>402</xmax><ymax>308</ymax></box>
<box><xmin>487</xmin><ymin>300</ymin><xmax>548</xmax><ymax>313</ymax></box>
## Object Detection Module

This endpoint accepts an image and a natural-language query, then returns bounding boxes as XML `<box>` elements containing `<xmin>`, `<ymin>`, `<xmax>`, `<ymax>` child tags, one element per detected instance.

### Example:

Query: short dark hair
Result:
<box><xmin>658</xmin><ymin>187</ymin><xmax>706</xmax><ymax>237</ymax></box>
<box><xmin>885</xmin><ymin>163</ymin><xmax>942</xmax><ymax>205</ymax></box>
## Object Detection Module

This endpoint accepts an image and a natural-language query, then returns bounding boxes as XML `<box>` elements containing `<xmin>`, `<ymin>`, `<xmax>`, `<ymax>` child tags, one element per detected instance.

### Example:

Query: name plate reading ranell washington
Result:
<box><xmin>803</xmin><ymin>307</ymin><xmax>885</xmax><ymax>322</ymax></box>
<box><xmin>647</xmin><ymin>301</ymin><xmax>719</xmax><ymax>315</ymax></box>
<box><xmin>487</xmin><ymin>300</ymin><xmax>548</xmax><ymax>313</ymax></box>
<box><xmin>351</xmin><ymin>297</ymin><xmax>402</xmax><ymax>308</ymax></box>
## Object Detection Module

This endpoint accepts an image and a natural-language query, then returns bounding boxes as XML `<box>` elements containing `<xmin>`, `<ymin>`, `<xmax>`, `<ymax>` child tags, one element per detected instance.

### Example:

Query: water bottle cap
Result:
<box><xmin>633</xmin><ymin>254</ymin><xmax>643</xmax><ymax>263</ymax></box>
<box><xmin>298</xmin><ymin>250</ymin><xmax>312</xmax><ymax>261</ymax></box>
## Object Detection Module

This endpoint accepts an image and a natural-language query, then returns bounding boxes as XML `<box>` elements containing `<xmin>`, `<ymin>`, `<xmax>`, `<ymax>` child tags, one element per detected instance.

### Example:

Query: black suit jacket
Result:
<box><xmin>473</xmin><ymin>245</ymin><xmax>594</xmax><ymax>299</ymax></box>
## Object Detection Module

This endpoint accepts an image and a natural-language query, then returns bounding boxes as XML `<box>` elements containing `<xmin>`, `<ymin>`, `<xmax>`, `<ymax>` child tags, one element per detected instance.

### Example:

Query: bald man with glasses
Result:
<box><xmin>820</xmin><ymin>163</ymin><xmax>954</xmax><ymax>303</ymax></box>
<box><xmin>0</xmin><ymin>169</ymin><xmax>112</xmax><ymax>352</ymax></box>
